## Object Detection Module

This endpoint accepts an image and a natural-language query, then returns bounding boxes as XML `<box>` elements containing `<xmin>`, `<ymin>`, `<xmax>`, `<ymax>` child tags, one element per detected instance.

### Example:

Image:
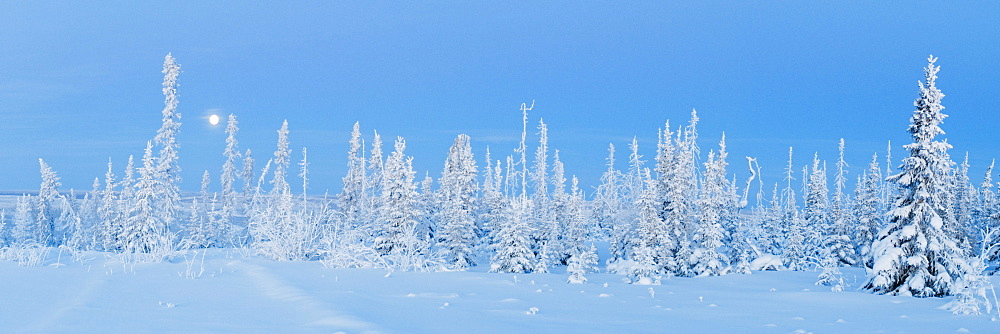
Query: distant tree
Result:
<box><xmin>975</xmin><ymin>161</ymin><xmax>998</xmax><ymax>262</ymax></box>
<box><xmin>13</xmin><ymin>195</ymin><xmax>36</xmax><ymax>245</ymax></box>
<box><xmin>950</xmin><ymin>154</ymin><xmax>976</xmax><ymax>252</ymax></box>
<box><xmin>0</xmin><ymin>209</ymin><xmax>7</xmax><ymax>247</ymax></box>
<box><xmin>865</xmin><ymin>56</ymin><xmax>964</xmax><ymax>297</ymax></box>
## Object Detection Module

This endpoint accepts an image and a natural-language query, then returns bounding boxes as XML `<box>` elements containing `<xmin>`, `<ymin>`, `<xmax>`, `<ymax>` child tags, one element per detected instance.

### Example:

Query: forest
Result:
<box><xmin>1</xmin><ymin>54</ymin><xmax>996</xmax><ymax>316</ymax></box>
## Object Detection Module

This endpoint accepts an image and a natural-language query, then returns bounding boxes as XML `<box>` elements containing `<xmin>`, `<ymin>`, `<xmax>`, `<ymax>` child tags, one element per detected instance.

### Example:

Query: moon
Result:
<box><xmin>209</xmin><ymin>114</ymin><xmax>220</xmax><ymax>125</ymax></box>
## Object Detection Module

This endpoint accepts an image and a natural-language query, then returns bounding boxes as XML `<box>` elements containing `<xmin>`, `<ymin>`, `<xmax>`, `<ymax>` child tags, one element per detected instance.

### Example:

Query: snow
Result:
<box><xmin>1</xmin><ymin>249</ymin><xmax>996</xmax><ymax>333</ymax></box>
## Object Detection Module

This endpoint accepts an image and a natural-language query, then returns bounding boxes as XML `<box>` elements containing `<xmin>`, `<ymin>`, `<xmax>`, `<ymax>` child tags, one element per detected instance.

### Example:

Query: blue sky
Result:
<box><xmin>2</xmin><ymin>2</ymin><xmax>999</xmax><ymax>196</ymax></box>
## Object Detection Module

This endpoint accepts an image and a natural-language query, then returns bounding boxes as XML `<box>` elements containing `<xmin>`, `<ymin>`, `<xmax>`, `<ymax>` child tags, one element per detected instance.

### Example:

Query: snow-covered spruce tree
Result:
<box><xmin>36</xmin><ymin>159</ymin><xmax>61</xmax><ymax>246</ymax></box>
<box><xmin>476</xmin><ymin>149</ymin><xmax>504</xmax><ymax>248</ymax></box>
<box><xmin>691</xmin><ymin>135</ymin><xmax>731</xmax><ymax>277</ymax></box>
<box><xmin>436</xmin><ymin>134</ymin><xmax>478</xmax><ymax>269</ymax></box>
<box><xmin>607</xmin><ymin>138</ymin><xmax>644</xmax><ymax>269</ymax></box>
<box><xmin>629</xmin><ymin>177</ymin><xmax>665</xmax><ymax>281</ymax></box>
<box><xmin>567</xmin><ymin>243</ymin><xmax>599</xmax><ymax>284</ymax></box>
<box><xmin>662</xmin><ymin>113</ymin><xmax>702</xmax><ymax>277</ymax></box>
<box><xmin>854</xmin><ymin>153</ymin><xmax>885</xmax><ymax>269</ymax></box>
<box><xmin>252</xmin><ymin>120</ymin><xmax>302</xmax><ymax>261</ymax></box>
<box><xmin>56</xmin><ymin>191</ymin><xmax>83</xmax><ymax>250</ymax></box>
<box><xmin>112</xmin><ymin>155</ymin><xmax>137</xmax><ymax>252</ymax></box>
<box><xmin>975</xmin><ymin>161</ymin><xmax>998</xmax><ymax>262</ymax></box>
<box><xmin>592</xmin><ymin>143</ymin><xmax>625</xmax><ymax>240</ymax></box>
<box><xmin>951</xmin><ymin>154</ymin><xmax>976</xmax><ymax>253</ymax></box>
<box><xmin>803</xmin><ymin>153</ymin><xmax>831</xmax><ymax>263</ymax></box>
<box><xmin>947</xmin><ymin>226</ymin><xmax>999</xmax><ymax>315</ymax></box>
<box><xmin>153</xmin><ymin>53</ymin><xmax>183</xmax><ymax>238</ymax></box>
<box><xmin>98</xmin><ymin>159</ymin><xmax>118</xmax><ymax>251</ymax></box>
<box><xmin>12</xmin><ymin>195</ymin><xmax>36</xmax><ymax>246</ymax></box>
<box><xmin>816</xmin><ymin>254</ymin><xmax>846</xmax><ymax>292</ymax></box>
<box><xmin>827</xmin><ymin>139</ymin><xmax>857</xmax><ymax>267</ymax></box>
<box><xmin>365</xmin><ymin>131</ymin><xmax>385</xmax><ymax>239</ymax></box>
<box><xmin>220</xmin><ymin>114</ymin><xmax>241</xmax><ymax>233</ymax></box>
<box><xmin>374</xmin><ymin>137</ymin><xmax>427</xmax><ymax>268</ymax></box>
<box><xmin>122</xmin><ymin>142</ymin><xmax>171</xmax><ymax>258</ymax></box>
<box><xmin>562</xmin><ymin>176</ymin><xmax>590</xmax><ymax>267</ymax></box>
<box><xmin>476</xmin><ymin>149</ymin><xmax>499</xmax><ymax>238</ymax></box>
<box><xmin>416</xmin><ymin>173</ymin><xmax>438</xmax><ymax>248</ymax></box>
<box><xmin>758</xmin><ymin>183</ymin><xmax>785</xmax><ymax>257</ymax></box>
<box><xmin>340</xmin><ymin>122</ymin><xmax>367</xmax><ymax>231</ymax></box>
<box><xmin>781</xmin><ymin>148</ymin><xmax>810</xmax><ymax>271</ymax></box>
<box><xmin>0</xmin><ymin>209</ymin><xmax>7</xmax><ymax>247</ymax></box>
<box><xmin>184</xmin><ymin>170</ymin><xmax>217</xmax><ymax>248</ymax></box>
<box><xmin>546</xmin><ymin>150</ymin><xmax>571</xmax><ymax>265</ymax></box>
<box><xmin>490</xmin><ymin>195</ymin><xmax>535</xmax><ymax>273</ymax></box>
<box><xmin>864</xmin><ymin>56</ymin><xmax>965</xmax><ymax>297</ymax></box>
<box><xmin>727</xmin><ymin>176</ymin><xmax>755</xmax><ymax>274</ymax></box>
<box><xmin>531</xmin><ymin>119</ymin><xmax>554</xmax><ymax>272</ymax></box>
<box><xmin>292</xmin><ymin>147</ymin><xmax>322</xmax><ymax>259</ymax></box>
<box><xmin>241</xmin><ymin>148</ymin><xmax>255</xmax><ymax>218</ymax></box>
<box><xmin>69</xmin><ymin>180</ymin><xmax>100</xmax><ymax>250</ymax></box>
<box><xmin>649</xmin><ymin>124</ymin><xmax>679</xmax><ymax>275</ymax></box>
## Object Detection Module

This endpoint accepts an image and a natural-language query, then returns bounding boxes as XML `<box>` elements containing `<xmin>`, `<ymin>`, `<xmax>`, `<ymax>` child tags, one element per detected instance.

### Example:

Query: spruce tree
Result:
<box><xmin>153</xmin><ymin>53</ymin><xmax>183</xmax><ymax>238</ymax></box>
<box><xmin>437</xmin><ymin>134</ymin><xmax>479</xmax><ymax>269</ymax></box>
<box><xmin>374</xmin><ymin>137</ymin><xmax>423</xmax><ymax>263</ymax></box>
<box><xmin>864</xmin><ymin>56</ymin><xmax>964</xmax><ymax>297</ymax></box>
<box><xmin>854</xmin><ymin>153</ymin><xmax>884</xmax><ymax>268</ymax></box>
<box><xmin>490</xmin><ymin>196</ymin><xmax>534</xmax><ymax>273</ymax></box>
<box><xmin>691</xmin><ymin>135</ymin><xmax>731</xmax><ymax>277</ymax></box>
<box><xmin>123</xmin><ymin>142</ymin><xmax>169</xmax><ymax>256</ymax></box>
<box><xmin>36</xmin><ymin>159</ymin><xmax>61</xmax><ymax>246</ymax></box>
<box><xmin>340</xmin><ymin>122</ymin><xmax>367</xmax><ymax>229</ymax></box>
<box><xmin>220</xmin><ymin>114</ymin><xmax>241</xmax><ymax>230</ymax></box>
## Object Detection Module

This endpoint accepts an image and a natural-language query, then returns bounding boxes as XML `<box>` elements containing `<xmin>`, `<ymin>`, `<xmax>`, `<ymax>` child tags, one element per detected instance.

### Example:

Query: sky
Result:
<box><xmin>1</xmin><ymin>1</ymin><xmax>999</xmax><ymax>197</ymax></box>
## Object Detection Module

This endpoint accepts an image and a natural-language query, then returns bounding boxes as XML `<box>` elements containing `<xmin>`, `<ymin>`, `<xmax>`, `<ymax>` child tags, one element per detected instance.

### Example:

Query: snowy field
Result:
<box><xmin>1</xmin><ymin>248</ymin><xmax>996</xmax><ymax>333</ymax></box>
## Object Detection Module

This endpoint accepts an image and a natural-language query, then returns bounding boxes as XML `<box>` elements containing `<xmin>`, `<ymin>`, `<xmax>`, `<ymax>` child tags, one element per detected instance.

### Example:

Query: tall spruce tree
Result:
<box><xmin>153</xmin><ymin>53</ymin><xmax>182</xmax><ymax>238</ymax></box>
<box><xmin>865</xmin><ymin>56</ymin><xmax>964</xmax><ymax>297</ymax></box>
<box><xmin>691</xmin><ymin>135</ymin><xmax>732</xmax><ymax>276</ymax></box>
<box><xmin>437</xmin><ymin>134</ymin><xmax>479</xmax><ymax>269</ymax></box>
<box><xmin>220</xmin><ymin>114</ymin><xmax>241</xmax><ymax>230</ymax></box>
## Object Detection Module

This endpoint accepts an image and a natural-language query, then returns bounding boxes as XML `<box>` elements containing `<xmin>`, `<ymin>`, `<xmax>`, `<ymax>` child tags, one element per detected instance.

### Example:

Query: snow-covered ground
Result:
<box><xmin>1</xmin><ymin>248</ymin><xmax>996</xmax><ymax>333</ymax></box>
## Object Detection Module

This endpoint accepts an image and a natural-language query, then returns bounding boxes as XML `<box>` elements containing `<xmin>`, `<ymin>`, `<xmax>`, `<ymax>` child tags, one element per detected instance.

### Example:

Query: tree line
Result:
<box><xmin>0</xmin><ymin>54</ymin><xmax>996</xmax><ymax>311</ymax></box>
